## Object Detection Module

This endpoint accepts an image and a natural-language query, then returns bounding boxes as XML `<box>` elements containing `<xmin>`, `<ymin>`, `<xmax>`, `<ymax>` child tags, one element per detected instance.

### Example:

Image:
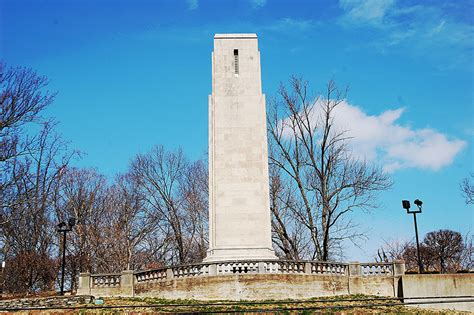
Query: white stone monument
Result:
<box><xmin>204</xmin><ymin>34</ymin><xmax>277</xmax><ymax>262</ymax></box>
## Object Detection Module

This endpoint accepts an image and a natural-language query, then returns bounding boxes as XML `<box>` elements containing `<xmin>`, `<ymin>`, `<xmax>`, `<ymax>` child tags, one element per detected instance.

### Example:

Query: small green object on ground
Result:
<box><xmin>94</xmin><ymin>298</ymin><xmax>104</xmax><ymax>305</ymax></box>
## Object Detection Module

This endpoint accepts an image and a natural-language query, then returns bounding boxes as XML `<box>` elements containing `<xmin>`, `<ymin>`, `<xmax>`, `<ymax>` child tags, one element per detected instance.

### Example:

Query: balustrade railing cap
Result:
<box><xmin>91</xmin><ymin>273</ymin><xmax>122</xmax><ymax>277</ymax></box>
<box><xmin>361</xmin><ymin>262</ymin><xmax>394</xmax><ymax>266</ymax></box>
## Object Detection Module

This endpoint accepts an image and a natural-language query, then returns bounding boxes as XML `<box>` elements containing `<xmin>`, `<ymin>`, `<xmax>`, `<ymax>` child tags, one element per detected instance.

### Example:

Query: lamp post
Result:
<box><xmin>402</xmin><ymin>199</ymin><xmax>424</xmax><ymax>273</ymax></box>
<box><xmin>57</xmin><ymin>217</ymin><xmax>76</xmax><ymax>295</ymax></box>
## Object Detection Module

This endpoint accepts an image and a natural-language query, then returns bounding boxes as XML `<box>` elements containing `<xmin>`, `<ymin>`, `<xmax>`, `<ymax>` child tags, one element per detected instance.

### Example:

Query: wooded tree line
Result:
<box><xmin>0</xmin><ymin>63</ymin><xmax>208</xmax><ymax>293</ymax></box>
<box><xmin>1</xmin><ymin>64</ymin><xmax>471</xmax><ymax>294</ymax></box>
<box><xmin>376</xmin><ymin>229</ymin><xmax>473</xmax><ymax>273</ymax></box>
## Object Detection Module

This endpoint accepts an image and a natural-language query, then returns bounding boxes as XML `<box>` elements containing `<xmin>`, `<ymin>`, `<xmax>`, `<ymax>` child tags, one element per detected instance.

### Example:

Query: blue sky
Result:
<box><xmin>1</xmin><ymin>0</ymin><xmax>472</xmax><ymax>260</ymax></box>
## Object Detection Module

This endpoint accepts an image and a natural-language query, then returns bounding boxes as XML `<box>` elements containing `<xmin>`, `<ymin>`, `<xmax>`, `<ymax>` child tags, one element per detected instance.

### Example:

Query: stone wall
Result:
<box><xmin>136</xmin><ymin>274</ymin><xmax>349</xmax><ymax>300</ymax></box>
<box><xmin>134</xmin><ymin>273</ymin><xmax>399</xmax><ymax>300</ymax></box>
<box><xmin>0</xmin><ymin>295</ymin><xmax>92</xmax><ymax>310</ymax></box>
<box><xmin>401</xmin><ymin>273</ymin><xmax>474</xmax><ymax>312</ymax></box>
<box><xmin>78</xmin><ymin>260</ymin><xmax>405</xmax><ymax>300</ymax></box>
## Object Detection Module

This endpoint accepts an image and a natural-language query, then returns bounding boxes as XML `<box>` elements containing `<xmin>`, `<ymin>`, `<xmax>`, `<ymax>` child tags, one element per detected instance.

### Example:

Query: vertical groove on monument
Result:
<box><xmin>204</xmin><ymin>34</ymin><xmax>277</xmax><ymax>262</ymax></box>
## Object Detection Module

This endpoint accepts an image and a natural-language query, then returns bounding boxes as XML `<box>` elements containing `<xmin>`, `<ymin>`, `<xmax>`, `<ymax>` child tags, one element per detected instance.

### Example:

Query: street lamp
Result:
<box><xmin>402</xmin><ymin>199</ymin><xmax>424</xmax><ymax>273</ymax></box>
<box><xmin>57</xmin><ymin>217</ymin><xmax>76</xmax><ymax>295</ymax></box>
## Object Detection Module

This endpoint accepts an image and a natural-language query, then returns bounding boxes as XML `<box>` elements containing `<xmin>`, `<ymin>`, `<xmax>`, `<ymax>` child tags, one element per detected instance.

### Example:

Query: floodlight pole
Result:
<box><xmin>412</xmin><ymin>211</ymin><xmax>423</xmax><ymax>273</ymax></box>
<box><xmin>402</xmin><ymin>199</ymin><xmax>424</xmax><ymax>274</ymax></box>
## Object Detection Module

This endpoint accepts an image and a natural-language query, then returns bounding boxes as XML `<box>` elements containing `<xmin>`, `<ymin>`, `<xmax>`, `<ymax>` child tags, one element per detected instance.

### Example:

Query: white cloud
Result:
<box><xmin>265</xmin><ymin>18</ymin><xmax>315</xmax><ymax>32</ymax></box>
<box><xmin>250</xmin><ymin>0</ymin><xmax>267</xmax><ymax>9</ymax></box>
<box><xmin>283</xmin><ymin>100</ymin><xmax>466</xmax><ymax>173</ymax></box>
<box><xmin>187</xmin><ymin>0</ymin><xmax>198</xmax><ymax>10</ymax></box>
<box><xmin>339</xmin><ymin>0</ymin><xmax>395</xmax><ymax>25</ymax></box>
<box><xmin>338</xmin><ymin>0</ymin><xmax>474</xmax><ymax>66</ymax></box>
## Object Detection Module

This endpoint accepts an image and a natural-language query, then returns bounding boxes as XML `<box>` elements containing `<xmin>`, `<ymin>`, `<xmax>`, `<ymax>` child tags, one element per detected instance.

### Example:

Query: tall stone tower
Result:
<box><xmin>205</xmin><ymin>34</ymin><xmax>277</xmax><ymax>262</ymax></box>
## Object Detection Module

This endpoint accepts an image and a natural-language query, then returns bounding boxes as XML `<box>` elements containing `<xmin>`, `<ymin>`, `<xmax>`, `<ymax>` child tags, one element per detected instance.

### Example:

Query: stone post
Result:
<box><xmin>392</xmin><ymin>260</ymin><xmax>405</xmax><ymax>298</ymax></box>
<box><xmin>209</xmin><ymin>263</ymin><xmax>217</xmax><ymax>276</ymax></box>
<box><xmin>120</xmin><ymin>270</ymin><xmax>135</xmax><ymax>297</ymax></box>
<box><xmin>349</xmin><ymin>262</ymin><xmax>361</xmax><ymax>277</ymax></box>
<box><xmin>258</xmin><ymin>262</ymin><xmax>266</xmax><ymax>274</ymax></box>
<box><xmin>393</xmin><ymin>260</ymin><xmax>406</xmax><ymax>276</ymax></box>
<box><xmin>304</xmin><ymin>262</ymin><xmax>312</xmax><ymax>274</ymax></box>
<box><xmin>77</xmin><ymin>272</ymin><xmax>91</xmax><ymax>295</ymax></box>
<box><xmin>348</xmin><ymin>262</ymin><xmax>361</xmax><ymax>295</ymax></box>
<box><xmin>166</xmin><ymin>268</ymin><xmax>174</xmax><ymax>279</ymax></box>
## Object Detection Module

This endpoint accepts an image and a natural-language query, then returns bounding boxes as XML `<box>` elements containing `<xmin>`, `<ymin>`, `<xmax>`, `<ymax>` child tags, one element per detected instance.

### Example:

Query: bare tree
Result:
<box><xmin>374</xmin><ymin>239</ymin><xmax>410</xmax><ymax>263</ymax></box>
<box><xmin>376</xmin><ymin>230</ymin><xmax>473</xmax><ymax>273</ymax></box>
<box><xmin>268</xmin><ymin>77</ymin><xmax>392</xmax><ymax>260</ymax></box>
<box><xmin>47</xmin><ymin>147</ymin><xmax>208</xmax><ymax>291</ymax></box>
<box><xmin>1</xmin><ymin>63</ymin><xmax>57</xmax><ymax>226</ymax></box>
<box><xmin>269</xmin><ymin>165</ymin><xmax>308</xmax><ymax>260</ymax></box>
<box><xmin>107</xmin><ymin>173</ymin><xmax>161</xmax><ymax>271</ymax></box>
<box><xmin>0</xmin><ymin>62</ymin><xmax>214</xmax><ymax>293</ymax></box>
<box><xmin>423</xmin><ymin>229</ymin><xmax>465</xmax><ymax>273</ymax></box>
<box><xmin>0</xmin><ymin>62</ymin><xmax>55</xmax><ymax>164</ymax></box>
<box><xmin>460</xmin><ymin>233</ymin><xmax>473</xmax><ymax>271</ymax></box>
<box><xmin>461</xmin><ymin>173</ymin><xmax>474</xmax><ymax>205</ymax></box>
<box><xmin>0</xmin><ymin>63</ymin><xmax>84</xmax><ymax>294</ymax></box>
<box><xmin>374</xmin><ymin>239</ymin><xmax>433</xmax><ymax>271</ymax></box>
<box><xmin>1</xmin><ymin>124</ymin><xmax>72</xmax><ymax>293</ymax></box>
<box><xmin>53</xmin><ymin>167</ymin><xmax>109</xmax><ymax>289</ymax></box>
<box><xmin>130</xmin><ymin>146</ymin><xmax>208</xmax><ymax>265</ymax></box>
<box><xmin>54</xmin><ymin>167</ymin><xmax>174</xmax><ymax>289</ymax></box>
<box><xmin>130</xmin><ymin>146</ymin><xmax>187</xmax><ymax>264</ymax></box>
<box><xmin>179</xmin><ymin>160</ymin><xmax>209</xmax><ymax>262</ymax></box>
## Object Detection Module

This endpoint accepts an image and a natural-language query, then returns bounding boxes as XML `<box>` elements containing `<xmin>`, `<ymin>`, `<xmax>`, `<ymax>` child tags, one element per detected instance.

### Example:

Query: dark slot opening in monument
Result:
<box><xmin>234</xmin><ymin>49</ymin><xmax>239</xmax><ymax>75</ymax></box>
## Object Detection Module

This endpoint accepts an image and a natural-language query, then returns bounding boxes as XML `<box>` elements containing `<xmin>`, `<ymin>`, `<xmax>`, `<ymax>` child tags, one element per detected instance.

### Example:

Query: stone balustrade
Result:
<box><xmin>216</xmin><ymin>261</ymin><xmax>259</xmax><ymax>274</ymax></box>
<box><xmin>360</xmin><ymin>262</ymin><xmax>394</xmax><ymax>276</ymax></box>
<box><xmin>135</xmin><ymin>268</ymin><xmax>167</xmax><ymax>282</ymax></box>
<box><xmin>77</xmin><ymin>260</ymin><xmax>405</xmax><ymax>297</ymax></box>
<box><xmin>173</xmin><ymin>263</ymin><xmax>210</xmax><ymax>278</ymax></box>
<box><xmin>265</xmin><ymin>260</ymin><xmax>306</xmax><ymax>273</ymax></box>
<box><xmin>312</xmin><ymin>261</ymin><xmax>348</xmax><ymax>275</ymax></box>
<box><xmin>91</xmin><ymin>273</ymin><xmax>121</xmax><ymax>288</ymax></box>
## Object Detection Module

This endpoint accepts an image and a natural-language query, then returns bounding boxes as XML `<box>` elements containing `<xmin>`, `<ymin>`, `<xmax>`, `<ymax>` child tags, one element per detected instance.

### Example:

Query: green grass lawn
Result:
<box><xmin>72</xmin><ymin>294</ymin><xmax>468</xmax><ymax>314</ymax></box>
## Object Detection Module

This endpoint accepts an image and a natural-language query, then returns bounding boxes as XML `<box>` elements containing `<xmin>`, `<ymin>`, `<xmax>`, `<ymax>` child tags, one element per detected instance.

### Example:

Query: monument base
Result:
<box><xmin>203</xmin><ymin>247</ymin><xmax>278</xmax><ymax>263</ymax></box>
